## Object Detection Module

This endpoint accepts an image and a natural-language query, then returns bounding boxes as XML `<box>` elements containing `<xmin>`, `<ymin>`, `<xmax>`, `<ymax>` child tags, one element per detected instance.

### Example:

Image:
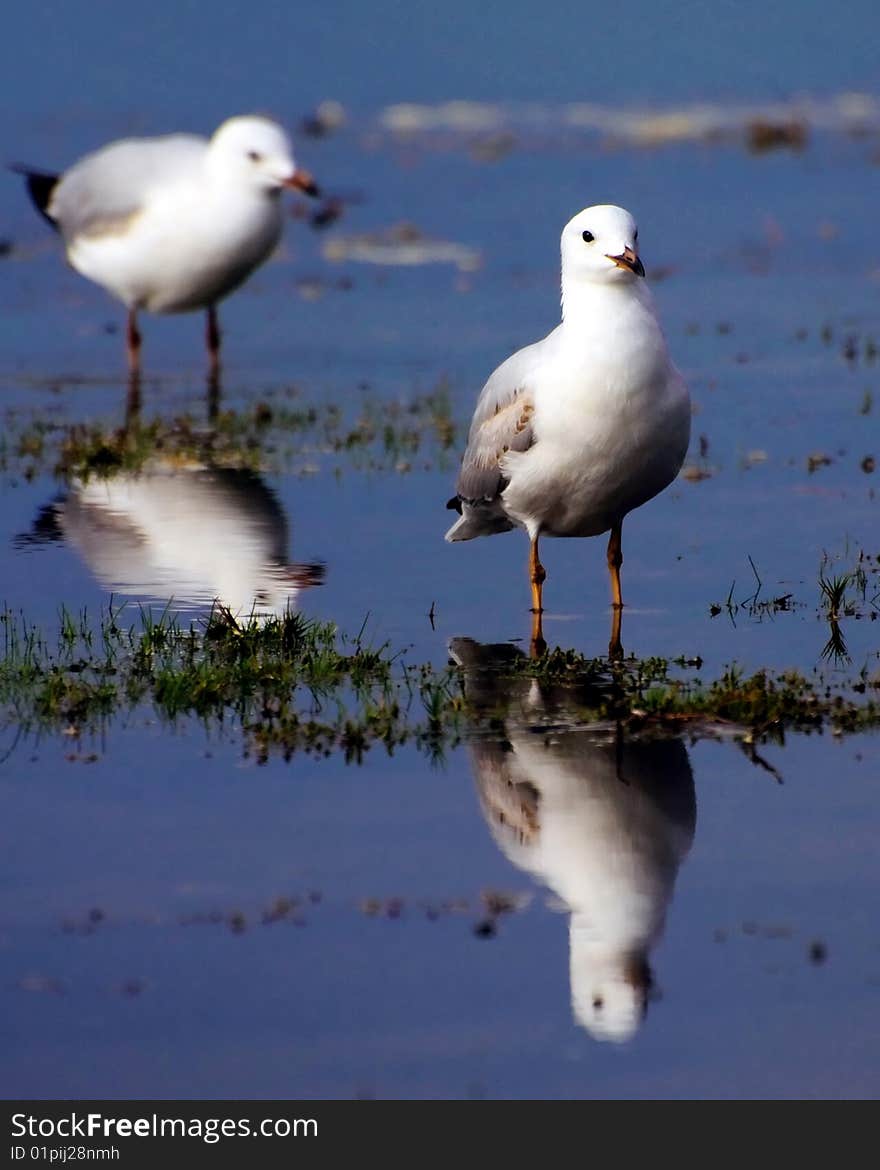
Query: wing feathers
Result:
<box><xmin>456</xmin><ymin>389</ymin><xmax>535</xmax><ymax>502</ymax></box>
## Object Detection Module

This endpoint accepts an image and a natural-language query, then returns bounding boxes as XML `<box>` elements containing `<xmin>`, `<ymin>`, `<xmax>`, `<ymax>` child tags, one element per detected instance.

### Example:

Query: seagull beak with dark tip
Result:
<box><xmin>284</xmin><ymin>168</ymin><xmax>321</xmax><ymax>198</ymax></box>
<box><xmin>607</xmin><ymin>245</ymin><xmax>646</xmax><ymax>278</ymax></box>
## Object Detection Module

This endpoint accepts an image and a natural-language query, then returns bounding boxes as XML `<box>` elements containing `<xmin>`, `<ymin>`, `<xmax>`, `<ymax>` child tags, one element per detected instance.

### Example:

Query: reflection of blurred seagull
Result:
<box><xmin>16</xmin><ymin>462</ymin><xmax>324</xmax><ymax>617</ymax></box>
<box><xmin>14</xmin><ymin>116</ymin><xmax>319</xmax><ymax>376</ymax></box>
<box><xmin>445</xmin><ymin>205</ymin><xmax>690</xmax><ymax>654</ymax></box>
<box><xmin>451</xmin><ymin>637</ymin><xmax>695</xmax><ymax>1043</ymax></box>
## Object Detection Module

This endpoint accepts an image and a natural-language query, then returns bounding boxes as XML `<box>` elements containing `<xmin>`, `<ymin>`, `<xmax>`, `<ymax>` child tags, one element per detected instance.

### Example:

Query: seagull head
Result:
<box><xmin>209</xmin><ymin>115</ymin><xmax>320</xmax><ymax>197</ymax></box>
<box><xmin>561</xmin><ymin>204</ymin><xmax>645</xmax><ymax>287</ymax></box>
<box><xmin>570</xmin><ymin>928</ymin><xmax>653</xmax><ymax>1044</ymax></box>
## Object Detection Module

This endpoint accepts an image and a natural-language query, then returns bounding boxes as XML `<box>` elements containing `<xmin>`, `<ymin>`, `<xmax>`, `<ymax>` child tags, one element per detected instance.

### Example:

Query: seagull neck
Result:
<box><xmin>560</xmin><ymin>277</ymin><xmax>651</xmax><ymax>330</ymax></box>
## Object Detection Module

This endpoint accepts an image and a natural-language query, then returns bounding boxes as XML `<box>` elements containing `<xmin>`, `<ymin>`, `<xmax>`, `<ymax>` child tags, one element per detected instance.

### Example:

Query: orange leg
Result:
<box><xmin>607</xmin><ymin>520</ymin><xmax>623</xmax><ymax>610</ymax></box>
<box><xmin>529</xmin><ymin>535</ymin><xmax>546</xmax><ymax>614</ymax></box>
<box><xmin>528</xmin><ymin>535</ymin><xmax>547</xmax><ymax>657</ymax></box>
<box><xmin>530</xmin><ymin>608</ymin><xmax>546</xmax><ymax>659</ymax></box>
<box><xmin>609</xmin><ymin>604</ymin><xmax>623</xmax><ymax>660</ymax></box>
<box><xmin>607</xmin><ymin>521</ymin><xmax>624</xmax><ymax>659</ymax></box>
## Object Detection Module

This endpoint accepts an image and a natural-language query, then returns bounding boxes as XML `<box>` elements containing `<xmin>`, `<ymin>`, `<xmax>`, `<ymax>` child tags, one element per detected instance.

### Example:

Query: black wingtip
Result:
<box><xmin>446</xmin><ymin>495</ymin><xmax>462</xmax><ymax>513</ymax></box>
<box><xmin>10</xmin><ymin>165</ymin><xmax>60</xmax><ymax>229</ymax></box>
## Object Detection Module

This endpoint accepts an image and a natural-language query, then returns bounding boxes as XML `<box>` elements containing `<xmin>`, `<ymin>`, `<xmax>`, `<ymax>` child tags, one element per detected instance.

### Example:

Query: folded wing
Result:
<box><xmin>49</xmin><ymin>135</ymin><xmax>207</xmax><ymax>241</ymax></box>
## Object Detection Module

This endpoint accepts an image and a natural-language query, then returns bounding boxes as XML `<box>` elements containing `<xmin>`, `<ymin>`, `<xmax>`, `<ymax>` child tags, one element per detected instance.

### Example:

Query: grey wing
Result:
<box><xmin>49</xmin><ymin>134</ymin><xmax>207</xmax><ymax>241</ymax></box>
<box><xmin>455</xmin><ymin>343</ymin><xmax>539</xmax><ymax>503</ymax></box>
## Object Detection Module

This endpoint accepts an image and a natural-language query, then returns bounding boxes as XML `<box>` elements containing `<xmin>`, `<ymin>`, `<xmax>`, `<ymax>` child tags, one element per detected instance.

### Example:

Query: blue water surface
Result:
<box><xmin>1</xmin><ymin>0</ymin><xmax>879</xmax><ymax>1101</ymax></box>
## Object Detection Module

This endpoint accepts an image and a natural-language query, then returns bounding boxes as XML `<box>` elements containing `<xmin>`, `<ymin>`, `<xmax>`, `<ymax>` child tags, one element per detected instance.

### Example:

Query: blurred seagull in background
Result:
<box><xmin>13</xmin><ymin>115</ymin><xmax>319</xmax><ymax>379</ymax></box>
<box><xmin>445</xmin><ymin>204</ymin><xmax>690</xmax><ymax>655</ymax></box>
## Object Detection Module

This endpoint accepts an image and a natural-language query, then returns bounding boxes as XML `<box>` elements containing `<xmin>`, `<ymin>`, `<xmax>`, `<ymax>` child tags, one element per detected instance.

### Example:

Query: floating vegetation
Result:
<box><xmin>2</xmin><ymin>609</ymin><xmax>880</xmax><ymax>765</ymax></box>
<box><xmin>450</xmin><ymin>637</ymin><xmax>880</xmax><ymax>744</ymax></box>
<box><xmin>322</xmin><ymin>221</ymin><xmax>482</xmax><ymax>272</ymax></box>
<box><xmin>709</xmin><ymin>549</ymin><xmax>880</xmax><ymax>666</ymax></box>
<box><xmin>0</xmin><ymin>604</ymin><xmax>465</xmax><ymax>765</ymax></box>
<box><xmin>0</xmin><ymin>382</ymin><xmax>459</xmax><ymax>483</ymax></box>
<box><xmin>818</xmin><ymin>549</ymin><xmax>880</xmax><ymax>618</ymax></box>
<box><xmin>807</xmin><ymin>451</ymin><xmax>833</xmax><ymax>474</ymax></box>
<box><xmin>815</xmin><ymin>550</ymin><xmax>880</xmax><ymax>665</ymax></box>
<box><xmin>709</xmin><ymin>556</ymin><xmax>796</xmax><ymax>623</ymax></box>
<box><xmin>377</xmin><ymin>94</ymin><xmax>880</xmax><ymax>149</ymax></box>
<box><xmin>680</xmin><ymin>437</ymin><xmax>716</xmax><ymax>482</ymax></box>
<box><xmin>745</xmin><ymin>118</ymin><xmax>808</xmax><ymax>153</ymax></box>
<box><xmin>57</xmin><ymin>885</ymin><xmax>529</xmax><ymax>944</ymax></box>
<box><xmin>818</xmin><ymin>567</ymin><xmax>858</xmax><ymax>622</ymax></box>
<box><xmin>841</xmin><ymin>333</ymin><xmax>878</xmax><ymax>368</ymax></box>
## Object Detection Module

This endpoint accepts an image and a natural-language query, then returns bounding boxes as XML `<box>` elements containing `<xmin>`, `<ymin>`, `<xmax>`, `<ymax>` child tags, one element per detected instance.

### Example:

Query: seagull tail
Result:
<box><xmin>444</xmin><ymin>498</ymin><xmax>515</xmax><ymax>542</ymax></box>
<box><xmin>9</xmin><ymin>165</ymin><xmax>60</xmax><ymax>229</ymax></box>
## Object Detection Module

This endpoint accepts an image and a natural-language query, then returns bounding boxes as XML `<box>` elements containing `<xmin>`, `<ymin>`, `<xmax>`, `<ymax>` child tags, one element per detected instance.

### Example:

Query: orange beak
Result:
<box><xmin>284</xmin><ymin>168</ymin><xmax>320</xmax><ymax>198</ymax></box>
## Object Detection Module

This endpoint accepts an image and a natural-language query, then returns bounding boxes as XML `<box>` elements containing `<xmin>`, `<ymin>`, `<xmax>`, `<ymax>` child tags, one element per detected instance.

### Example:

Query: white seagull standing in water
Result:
<box><xmin>445</xmin><ymin>204</ymin><xmax>690</xmax><ymax>654</ymax></box>
<box><xmin>14</xmin><ymin>115</ymin><xmax>320</xmax><ymax>378</ymax></box>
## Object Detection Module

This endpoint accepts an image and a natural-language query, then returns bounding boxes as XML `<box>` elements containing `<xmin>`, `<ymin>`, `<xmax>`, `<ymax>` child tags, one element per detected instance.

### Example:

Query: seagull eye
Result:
<box><xmin>582</xmin><ymin>230</ymin><xmax>595</xmax><ymax>243</ymax></box>
<box><xmin>634</xmin><ymin>229</ymin><xmax>639</xmax><ymax>242</ymax></box>
<box><xmin>247</xmin><ymin>150</ymin><xmax>263</xmax><ymax>163</ymax></box>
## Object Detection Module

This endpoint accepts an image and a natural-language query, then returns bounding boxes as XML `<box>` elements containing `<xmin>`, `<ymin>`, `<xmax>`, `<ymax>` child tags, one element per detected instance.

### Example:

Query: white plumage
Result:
<box><xmin>446</xmin><ymin>205</ymin><xmax>690</xmax><ymax>650</ymax></box>
<box><xmin>17</xmin><ymin>115</ymin><xmax>319</xmax><ymax>372</ymax></box>
<box><xmin>451</xmin><ymin>637</ymin><xmax>695</xmax><ymax>1044</ymax></box>
<box><xmin>17</xmin><ymin>461</ymin><xmax>323</xmax><ymax>617</ymax></box>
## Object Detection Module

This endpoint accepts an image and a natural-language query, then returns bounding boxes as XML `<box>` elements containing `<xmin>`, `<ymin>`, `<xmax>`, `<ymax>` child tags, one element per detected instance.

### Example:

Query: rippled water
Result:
<box><xmin>1</xmin><ymin>0</ymin><xmax>879</xmax><ymax>1100</ymax></box>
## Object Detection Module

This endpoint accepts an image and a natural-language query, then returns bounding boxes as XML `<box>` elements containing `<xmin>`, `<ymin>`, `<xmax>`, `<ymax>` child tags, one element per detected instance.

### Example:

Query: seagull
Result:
<box><xmin>450</xmin><ymin>637</ymin><xmax>696</xmax><ymax>1044</ymax></box>
<box><xmin>14</xmin><ymin>115</ymin><xmax>320</xmax><ymax>378</ymax></box>
<box><xmin>445</xmin><ymin>205</ymin><xmax>690</xmax><ymax>655</ymax></box>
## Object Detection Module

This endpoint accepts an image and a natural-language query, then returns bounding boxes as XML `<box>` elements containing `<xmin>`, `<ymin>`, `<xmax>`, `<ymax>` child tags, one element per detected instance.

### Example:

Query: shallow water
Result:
<box><xmin>3</xmin><ymin>691</ymin><xmax>879</xmax><ymax>1099</ymax></box>
<box><xmin>2</xmin><ymin>1</ymin><xmax>880</xmax><ymax>1100</ymax></box>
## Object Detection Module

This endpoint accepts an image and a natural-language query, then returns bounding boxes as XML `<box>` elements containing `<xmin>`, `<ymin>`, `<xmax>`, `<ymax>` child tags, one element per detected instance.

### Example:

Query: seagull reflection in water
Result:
<box><xmin>450</xmin><ymin>637</ymin><xmax>695</xmax><ymax>1044</ymax></box>
<box><xmin>16</xmin><ymin>460</ymin><xmax>324</xmax><ymax>617</ymax></box>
